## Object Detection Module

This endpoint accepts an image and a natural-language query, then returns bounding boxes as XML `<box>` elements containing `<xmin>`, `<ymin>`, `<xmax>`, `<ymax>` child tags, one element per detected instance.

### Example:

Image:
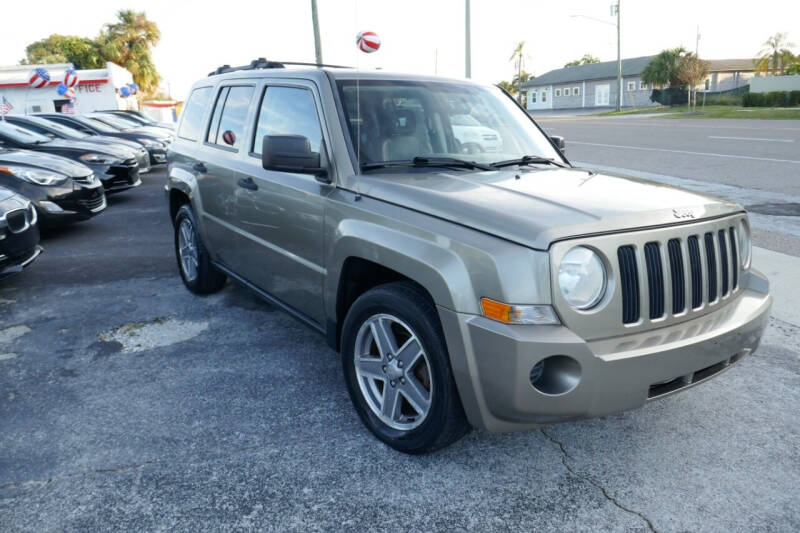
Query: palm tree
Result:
<box><xmin>510</xmin><ymin>42</ymin><xmax>527</xmax><ymax>104</ymax></box>
<box><xmin>755</xmin><ymin>33</ymin><xmax>796</xmax><ymax>75</ymax></box>
<box><xmin>641</xmin><ymin>47</ymin><xmax>688</xmax><ymax>88</ymax></box>
<box><xmin>99</xmin><ymin>10</ymin><xmax>162</xmax><ymax>94</ymax></box>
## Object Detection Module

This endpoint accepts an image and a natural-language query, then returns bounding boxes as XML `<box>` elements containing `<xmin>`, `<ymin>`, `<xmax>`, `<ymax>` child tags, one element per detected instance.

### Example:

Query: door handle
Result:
<box><xmin>193</xmin><ymin>162</ymin><xmax>207</xmax><ymax>173</ymax></box>
<box><xmin>237</xmin><ymin>177</ymin><xmax>258</xmax><ymax>191</ymax></box>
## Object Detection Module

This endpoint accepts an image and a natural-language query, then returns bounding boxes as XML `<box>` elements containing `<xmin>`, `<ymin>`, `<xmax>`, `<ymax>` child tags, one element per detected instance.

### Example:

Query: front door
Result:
<box><xmin>595</xmin><ymin>84</ymin><xmax>610</xmax><ymax>106</ymax></box>
<box><xmin>235</xmin><ymin>82</ymin><xmax>329</xmax><ymax>324</ymax></box>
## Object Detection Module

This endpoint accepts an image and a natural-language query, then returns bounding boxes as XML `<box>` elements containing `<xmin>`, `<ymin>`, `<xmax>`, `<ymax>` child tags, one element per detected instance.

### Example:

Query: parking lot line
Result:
<box><xmin>570</xmin><ymin>141</ymin><xmax>800</xmax><ymax>164</ymax></box>
<box><xmin>709</xmin><ymin>136</ymin><xmax>795</xmax><ymax>143</ymax></box>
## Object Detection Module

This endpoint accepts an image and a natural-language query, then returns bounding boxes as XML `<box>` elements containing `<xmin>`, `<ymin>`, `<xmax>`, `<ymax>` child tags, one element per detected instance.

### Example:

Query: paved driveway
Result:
<box><xmin>1</xmin><ymin>169</ymin><xmax>798</xmax><ymax>532</ymax></box>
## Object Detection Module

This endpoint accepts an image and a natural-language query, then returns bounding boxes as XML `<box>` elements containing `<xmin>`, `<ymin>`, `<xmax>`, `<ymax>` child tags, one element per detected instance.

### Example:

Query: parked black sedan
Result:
<box><xmin>0</xmin><ymin>148</ymin><xmax>106</xmax><ymax>226</ymax></box>
<box><xmin>0</xmin><ymin>185</ymin><xmax>42</xmax><ymax>280</ymax></box>
<box><xmin>89</xmin><ymin>111</ymin><xmax>175</xmax><ymax>134</ymax></box>
<box><xmin>4</xmin><ymin>115</ymin><xmax>151</xmax><ymax>173</ymax></box>
<box><xmin>36</xmin><ymin>114</ymin><xmax>169</xmax><ymax>165</ymax></box>
<box><xmin>99</xmin><ymin>109</ymin><xmax>176</xmax><ymax>130</ymax></box>
<box><xmin>0</xmin><ymin>122</ymin><xmax>140</xmax><ymax>193</ymax></box>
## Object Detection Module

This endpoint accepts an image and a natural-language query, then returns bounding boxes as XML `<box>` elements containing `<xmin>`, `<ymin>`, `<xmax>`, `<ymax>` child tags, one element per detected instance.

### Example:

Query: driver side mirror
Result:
<box><xmin>261</xmin><ymin>135</ymin><xmax>329</xmax><ymax>182</ymax></box>
<box><xmin>550</xmin><ymin>135</ymin><xmax>566</xmax><ymax>153</ymax></box>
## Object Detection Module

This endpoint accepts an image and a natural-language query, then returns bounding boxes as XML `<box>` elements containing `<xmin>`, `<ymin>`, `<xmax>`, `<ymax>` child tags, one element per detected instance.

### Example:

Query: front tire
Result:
<box><xmin>341</xmin><ymin>282</ymin><xmax>470</xmax><ymax>453</ymax></box>
<box><xmin>174</xmin><ymin>204</ymin><xmax>226</xmax><ymax>295</ymax></box>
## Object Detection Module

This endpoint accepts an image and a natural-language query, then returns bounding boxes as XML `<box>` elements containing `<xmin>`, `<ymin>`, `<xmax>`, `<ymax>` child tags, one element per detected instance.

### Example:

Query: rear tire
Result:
<box><xmin>174</xmin><ymin>204</ymin><xmax>226</xmax><ymax>295</ymax></box>
<box><xmin>341</xmin><ymin>281</ymin><xmax>470</xmax><ymax>453</ymax></box>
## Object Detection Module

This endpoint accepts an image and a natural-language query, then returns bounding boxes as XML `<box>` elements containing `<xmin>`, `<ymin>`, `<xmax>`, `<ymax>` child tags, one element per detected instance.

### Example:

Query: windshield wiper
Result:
<box><xmin>490</xmin><ymin>155</ymin><xmax>568</xmax><ymax>169</ymax></box>
<box><xmin>361</xmin><ymin>156</ymin><xmax>491</xmax><ymax>172</ymax></box>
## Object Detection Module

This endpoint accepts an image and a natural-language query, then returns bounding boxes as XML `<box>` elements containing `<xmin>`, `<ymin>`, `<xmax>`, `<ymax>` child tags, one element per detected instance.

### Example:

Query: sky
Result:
<box><xmin>3</xmin><ymin>0</ymin><xmax>798</xmax><ymax>98</ymax></box>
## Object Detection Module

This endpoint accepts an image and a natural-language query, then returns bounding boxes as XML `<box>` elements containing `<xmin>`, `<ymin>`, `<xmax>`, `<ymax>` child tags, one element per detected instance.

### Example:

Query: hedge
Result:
<box><xmin>742</xmin><ymin>91</ymin><xmax>800</xmax><ymax>107</ymax></box>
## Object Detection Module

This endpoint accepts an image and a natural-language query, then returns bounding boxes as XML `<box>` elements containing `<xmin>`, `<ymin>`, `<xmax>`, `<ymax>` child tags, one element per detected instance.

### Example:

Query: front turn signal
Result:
<box><xmin>480</xmin><ymin>298</ymin><xmax>560</xmax><ymax>325</ymax></box>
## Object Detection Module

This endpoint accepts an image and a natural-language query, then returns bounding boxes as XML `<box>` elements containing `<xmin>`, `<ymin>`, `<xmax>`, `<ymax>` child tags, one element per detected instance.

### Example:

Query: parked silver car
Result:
<box><xmin>166</xmin><ymin>60</ymin><xmax>771</xmax><ymax>453</ymax></box>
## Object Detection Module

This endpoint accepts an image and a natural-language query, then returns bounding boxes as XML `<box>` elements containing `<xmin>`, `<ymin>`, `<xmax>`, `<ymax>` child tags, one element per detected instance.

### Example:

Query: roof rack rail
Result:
<box><xmin>208</xmin><ymin>58</ymin><xmax>352</xmax><ymax>76</ymax></box>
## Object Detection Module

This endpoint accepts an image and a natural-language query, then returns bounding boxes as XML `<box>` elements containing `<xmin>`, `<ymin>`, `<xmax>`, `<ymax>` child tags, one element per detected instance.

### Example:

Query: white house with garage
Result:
<box><xmin>522</xmin><ymin>56</ymin><xmax>759</xmax><ymax>111</ymax></box>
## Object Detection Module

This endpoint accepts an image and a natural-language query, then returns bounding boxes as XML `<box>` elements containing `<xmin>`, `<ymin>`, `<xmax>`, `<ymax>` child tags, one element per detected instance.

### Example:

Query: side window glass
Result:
<box><xmin>177</xmin><ymin>86</ymin><xmax>212</xmax><ymax>141</ymax></box>
<box><xmin>252</xmin><ymin>87</ymin><xmax>322</xmax><ymax>155</ymax></box>
<box><xmin>206</xmin><ymin>87</ymin><xmax>229</xmax><ymax>143</ymax></box>
<box><xmin>208</xmin><ymin>86</ymin><xmax>254</xmax><ymax>149</ymax></box>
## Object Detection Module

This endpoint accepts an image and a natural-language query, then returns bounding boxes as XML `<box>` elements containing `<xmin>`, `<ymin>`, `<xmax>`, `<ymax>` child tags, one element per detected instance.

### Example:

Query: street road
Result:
<box><xmin>538</xmin><ymin>115</ymin><xmax>800</xmax><ymax>256</ymax></box>
<box><xmin>1</xmin><ymin>167</ymin><xmax>799</xmax><ymax>531</ymax></box>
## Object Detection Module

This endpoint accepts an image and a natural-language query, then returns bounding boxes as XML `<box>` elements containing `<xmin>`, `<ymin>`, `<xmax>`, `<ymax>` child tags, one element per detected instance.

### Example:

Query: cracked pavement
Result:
<box><xmin>1</xmin><ymin>168</ymin><xmax>799</xmax><ymax>531</ymax></box>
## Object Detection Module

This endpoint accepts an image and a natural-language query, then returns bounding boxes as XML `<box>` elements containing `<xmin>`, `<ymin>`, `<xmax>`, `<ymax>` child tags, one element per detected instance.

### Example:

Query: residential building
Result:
<box><xmin>522</xmin><ymin>56</ymin><xmax>758</xmax><ymax>111</ymax></box>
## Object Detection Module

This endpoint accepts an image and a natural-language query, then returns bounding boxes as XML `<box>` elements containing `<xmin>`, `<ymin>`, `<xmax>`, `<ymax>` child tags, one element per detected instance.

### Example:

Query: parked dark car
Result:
<box><xmin>35</xmin><ymin>114</ymin><xmax>169</xmax><ymax>165</ymax></box>
<box><xmin>96</xmin><ymin>109</ymin><xmax>176</xmax><ymax>131</ymax></box>
<box><xmin>0</xmin><ymin>122</ymin><xmax>140</xmax><ymax>193</ymax></box>
<box><xmin>4</xmin><ymin>115</ymin><xmax>151</xmax><ymax>173</ymax></box>
<box><xmin>87</xmin><ymin>112</ymin><xmax>175</xmax><ymax>142</ymax></box>
<box><xmin>0</xmin><ymin>148</ymin><xmax>106</xmax><ymax>225</ymax></box>
<box><xmin>0</xmin><ymin>185</ymin><xmax>42</xmax><ymax>280</ymax></box>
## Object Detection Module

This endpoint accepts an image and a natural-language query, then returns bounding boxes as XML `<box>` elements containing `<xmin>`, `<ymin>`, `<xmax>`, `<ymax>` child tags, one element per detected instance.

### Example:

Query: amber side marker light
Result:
<box><xmin>480</xmin><ymin>298</ymin><xmax>560</xmax><ymax>325</ymax></box>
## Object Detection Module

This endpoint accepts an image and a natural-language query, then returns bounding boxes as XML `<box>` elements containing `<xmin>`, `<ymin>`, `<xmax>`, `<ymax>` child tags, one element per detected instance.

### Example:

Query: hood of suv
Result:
<box><xmin>355</xmin><ymin>167</ymin><xmax>742</xmax><ymax>249</ymax></box>
<box><xmin>0</xmin><ymin>148</ymin><xmax>93</xmax><ymax>177</ymax></box>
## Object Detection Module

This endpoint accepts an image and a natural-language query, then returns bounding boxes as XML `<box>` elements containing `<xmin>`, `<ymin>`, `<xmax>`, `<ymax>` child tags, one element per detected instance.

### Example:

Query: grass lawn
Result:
<box><xmin>595</xmin><ymin>105</ymin><xmax>800</xmax><ymax>119</ymax></box>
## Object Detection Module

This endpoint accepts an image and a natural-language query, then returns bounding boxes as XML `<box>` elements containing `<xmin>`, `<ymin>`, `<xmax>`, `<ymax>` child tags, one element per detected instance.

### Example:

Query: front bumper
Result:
<box><xmin>0</xmin><ymin>245</ymin><xmax>43</xmax><ymax>280</ymax></box>
<box><xmin>439</xmin><ymin>269</ymin><xmax>772</xmax><ymax>432</ymax></box>
<box><xmin>100</xmin><ymin>160</ymin><xmax>141</xmax><ymax>193</ymax></box>
<box><xmin>0</xmin><ymin>217</ymin><xmax>42</xmax><ymax>280</ymax></box>
<box><xmin>148</xmin><ymin>147</ymin><xmax>168</xmax><ymax>165</ymax></box>
<box><xmin>36</xmin><ymin>182</ymin><xmax>107</xmax><ymax>226</ymax></box>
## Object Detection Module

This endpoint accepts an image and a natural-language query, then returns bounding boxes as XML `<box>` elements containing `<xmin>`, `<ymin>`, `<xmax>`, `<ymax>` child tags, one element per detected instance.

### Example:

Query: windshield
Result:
<box><xmin>0</xmin><ymin>122</ymin><xmax>51</xmax><ymax>144</ymax></box>
<box><xmin>89</xmin><ymin>114</ymin><xmax>134</xmax><ymax>130</ymax></box>
<box><xmin>336</xmin><ymin>79</ymin><xmax>564</xmax><ymax>170</ymax></box>
<box><xmin>25</xmin><ymin>116</ymin><xmax>89</xmax><ymax>138</ymax></box>
<box><xmin>84</xmin><ymin>117</ymin><xmax>122</xmax><ymax>132</ymax></box>
<box><xmin>96</xmin><ymin>113</ymin><xmax>141</xmax><ymax>128</ymax></box>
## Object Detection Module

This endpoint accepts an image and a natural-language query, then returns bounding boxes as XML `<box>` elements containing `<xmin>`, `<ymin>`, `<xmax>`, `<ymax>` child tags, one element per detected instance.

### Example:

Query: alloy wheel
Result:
<box><xmin>353</xmin><ymin>313</ymin><xmax>433</xmax><ymax>431</ymax></box>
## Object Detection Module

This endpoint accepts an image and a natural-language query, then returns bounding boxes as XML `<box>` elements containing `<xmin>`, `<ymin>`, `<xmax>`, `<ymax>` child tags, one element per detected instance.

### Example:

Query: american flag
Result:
<box><xmin>61</xmin><ymin>101</ymin><xmax>75</xmax><ymax>114</ymax></box>
<box><xmin>1</xmin><ymin>96</ymin><xmax>12</xmax><ymax>117</ymax></box>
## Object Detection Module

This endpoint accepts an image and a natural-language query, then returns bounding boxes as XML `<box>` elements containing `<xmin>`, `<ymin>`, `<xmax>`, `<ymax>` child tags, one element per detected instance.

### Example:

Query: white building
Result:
<box><xmin>0</xmin><ymin>62</ymin><xmax>138</xmax><ymax>114</ymax></box>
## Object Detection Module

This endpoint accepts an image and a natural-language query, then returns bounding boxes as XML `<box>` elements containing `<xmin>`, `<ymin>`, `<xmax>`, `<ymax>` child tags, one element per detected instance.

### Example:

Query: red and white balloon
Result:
<box><xmin>356</xmin><ymin>31</ymin><xmax>380</xmax><ymax>53</ymax></box>
<box><xmin>64</xmin><ymin>68</ymin><xmax>79</xmax><ymax>88</ymax></box>
<box><xmin>28</xmin><ymin>68</ymin><xmax>51</xmax><ymax>88</ymax></box>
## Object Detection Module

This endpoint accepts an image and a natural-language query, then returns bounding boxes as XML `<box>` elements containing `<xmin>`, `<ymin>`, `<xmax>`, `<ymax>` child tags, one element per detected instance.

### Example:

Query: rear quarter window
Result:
<box><xmin>178</xmin><ymin>86</ymin><xmax>213</xmax><ymax>141</ymax></box>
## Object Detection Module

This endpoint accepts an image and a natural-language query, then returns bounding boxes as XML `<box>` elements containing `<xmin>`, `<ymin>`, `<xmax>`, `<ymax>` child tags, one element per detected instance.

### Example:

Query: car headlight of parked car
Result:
<box><xmin>136</xmin><ymin>138</ymin><xmax>159</xmax><ymax>147</ymax></box>
<box><xmin>738</xmin><ymin>218</ymin><xmax>752</xmax><ymax>269</ymax></box>
<box><xmin>0</xmin><ymin>165</ymin><xmax>68</xmax><ymax>186</ymax></box>
<box><xmin>79</xmin><ymin>153</ymin><xmax>120</xmax><ymax>164</ymax></box>
<box><xmin>558</xmin><ymin>246</ymin><xmax>607</xmax><ymax>310</ymax></box>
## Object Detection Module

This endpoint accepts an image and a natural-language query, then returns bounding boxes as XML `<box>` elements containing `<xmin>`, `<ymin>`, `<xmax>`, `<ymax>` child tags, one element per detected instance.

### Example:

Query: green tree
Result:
<box><xmin>564</xmin><ymin>54</ymin><xmax>601</xmax><ymax>68</ymax></box>
<box><xmin>641</xmin><ymin>47</ymin><xmax>688</xmax><ymax>87</ymax></box>
<box><xmin>755</xmin><ymin>32</ymin><xmax>796</xmax><ymax>75</ymax></box>
<box><xmin>22</xmin><ymin>35</ymin><xmax>104</xmax><ymax>69</ymax></box>
<box><xmin>98</xmin><ymin>10</ymin><xmax>162</xmax><ymax>94</ymax></box>
<box><xmin>497</xmin><ymin>80</ymin><xmax>517</xmax><ymax>95</ymax></box>
<box><xmin>676</xmin><ymin>54</ymin><xmax>709</xmax><ymax>110</ymax></box>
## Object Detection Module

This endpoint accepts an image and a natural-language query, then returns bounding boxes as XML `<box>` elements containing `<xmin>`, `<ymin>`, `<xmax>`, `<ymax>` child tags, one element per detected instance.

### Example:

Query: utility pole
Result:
<box><xmin>465</xmin><ymin>0</ymin><xmax>472</xmax><ymax>78</ymax></box>
<box><xmin>615</xmin><ymin>1</ymin><xmax>621</xmax><ymax>111</ymax></box>
<box><xmin>311</xmin><ymin>0</ymin><xmax>323</xmax><ymax>65</ymax></box>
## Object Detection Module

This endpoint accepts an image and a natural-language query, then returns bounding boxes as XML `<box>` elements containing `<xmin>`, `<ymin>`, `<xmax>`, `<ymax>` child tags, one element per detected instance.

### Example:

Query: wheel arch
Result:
<box><xmin>325</xmin><ymin>222</ymin><xmax>478</xmax><ymax>351</ymax></box>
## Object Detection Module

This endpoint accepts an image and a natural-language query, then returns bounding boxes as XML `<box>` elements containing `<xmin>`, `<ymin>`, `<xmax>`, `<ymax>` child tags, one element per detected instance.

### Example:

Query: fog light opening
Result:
<box><xmin>530</xmin><ymin>355</ymin><xmax>581</xmax><ymax>396</ymax></box>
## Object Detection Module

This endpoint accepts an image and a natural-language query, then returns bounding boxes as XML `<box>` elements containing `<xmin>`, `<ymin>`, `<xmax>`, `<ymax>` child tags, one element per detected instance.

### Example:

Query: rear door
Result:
<box><xmin>233</xmin><ymin>80</ymin><xmax>332</xmax><ymax>324</ymax></box>
<box><xmin>194</xmin><ymin>83</ymin><xmax>257</xmax><ymax>267</ymax></box>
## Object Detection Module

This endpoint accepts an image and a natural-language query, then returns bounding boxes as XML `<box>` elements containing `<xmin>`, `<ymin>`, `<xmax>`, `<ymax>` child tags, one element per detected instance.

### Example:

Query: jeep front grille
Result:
<box><xmin>617</xmin><ymin>223</ymin><xmax>740</xmax><ymax>325</ymax></box>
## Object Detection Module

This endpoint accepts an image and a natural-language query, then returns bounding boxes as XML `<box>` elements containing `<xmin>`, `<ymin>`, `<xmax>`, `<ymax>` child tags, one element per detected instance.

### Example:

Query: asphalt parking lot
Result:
<box><xmin>1</xmin><ymin>160</ymin><xmax>799</xmax><ymax>530</ymax></box>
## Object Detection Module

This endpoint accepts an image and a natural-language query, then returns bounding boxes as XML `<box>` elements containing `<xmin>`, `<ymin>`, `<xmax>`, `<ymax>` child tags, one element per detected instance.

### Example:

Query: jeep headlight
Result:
<box><xmin>0</xmin><ymin>165</ymin><xmax>68</xmax><ymax>186</ymax></box>
<box><xmin>738</xmin><ymin>219</ymin><xmax>752</xmax><ymax>269</ymax></box>
<box><xmin>80</xmin><ymin>153</ymin><xmax>119</xmax><ymax>164</ymax></box>
<box><xmin>558</xmin><ymin>246</ymin><xmax>607</xmax><ymax>310</ymax></box>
